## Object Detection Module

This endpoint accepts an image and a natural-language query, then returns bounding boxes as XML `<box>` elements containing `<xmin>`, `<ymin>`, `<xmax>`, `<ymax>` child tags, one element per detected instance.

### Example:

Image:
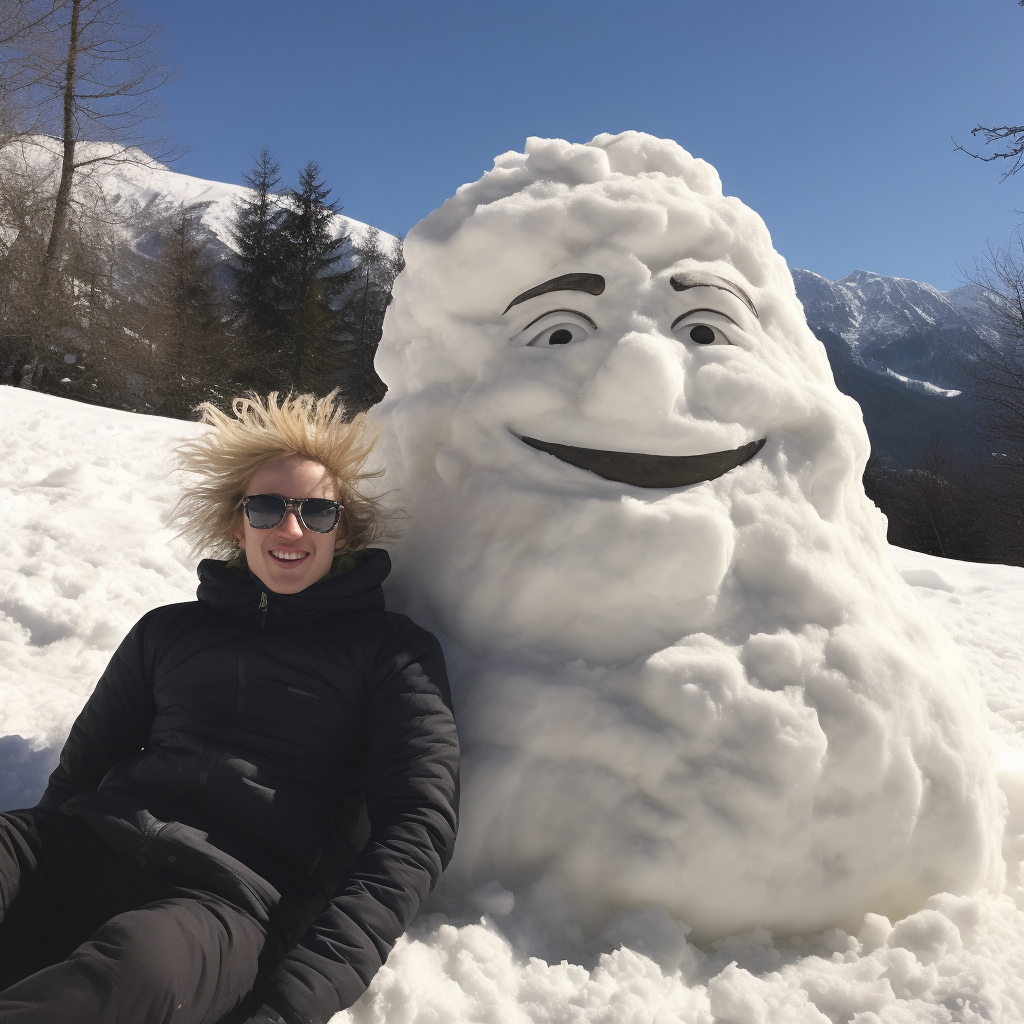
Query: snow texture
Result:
<box><xmin>1</xmin><ymin>386</ymin><xmax>1024</xmax><ymax>1021</ymax></box>
<box><xmin>370</xmin><ymin>132</ymin><xmax>1006</xmax><ymax>947</ymax></box>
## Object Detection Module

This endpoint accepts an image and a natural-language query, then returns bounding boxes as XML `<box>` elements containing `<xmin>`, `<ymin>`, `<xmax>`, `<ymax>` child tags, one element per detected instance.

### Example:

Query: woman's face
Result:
<box><xmin>233</xmin><ymin>456</ymin><xmax>343</xmax><ymax>594</ymax></box>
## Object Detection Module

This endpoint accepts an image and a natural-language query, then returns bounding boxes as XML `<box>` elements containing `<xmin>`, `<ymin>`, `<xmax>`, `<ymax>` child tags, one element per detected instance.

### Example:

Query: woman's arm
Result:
<box><xmin>255</xmin><ymin>619</ymin><xmax>459</xmax><ymax>1024</ymax></box>
<box><xmin>38</xmin><ymin>614</ymin><xmax>157</xmax><ymax>809</ymax></box>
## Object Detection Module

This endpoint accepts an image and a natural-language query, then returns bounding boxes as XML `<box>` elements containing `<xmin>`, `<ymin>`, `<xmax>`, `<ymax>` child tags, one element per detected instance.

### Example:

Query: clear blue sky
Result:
<box><xmin>138</xmin><ymin>0</ymin><xmax>1022</xmax><ymax>291</ymax></box>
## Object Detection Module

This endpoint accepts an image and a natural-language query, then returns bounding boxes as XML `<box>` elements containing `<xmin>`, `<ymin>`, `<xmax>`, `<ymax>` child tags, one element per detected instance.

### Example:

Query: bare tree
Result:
<box><xmin>955</xmin><ymin>122</ymin><xmax>1024</xmax><ymax>182</ymax></box>
<box><xmin>939</xmin><ymin>230</ymin><xmax>1024</xmax><ymax>564</ymax></box>
<box><xmin>0</xmin><ymin>0</ymin><xmax>176</xmax><ymax>285</ymax></box>
<box><xmin>0</xmin><ymin>0</ymin><xmax>178</xmax><ymax>400</ymax></box>
<box><xmin>0</xmin><ymin>0</ymin><xmax>56</xmax><ymax>140</ymax></box>
<box><xmin>953</xmin><ymin>0</ymin><xmax>1024</xmax><ymax>179</ymax></box>
<box><xmin>0</xmin><ymin>135</ymin><xmax>164</xmax><ymax>400</ymax></box>
<box><xmin>965</xmin><ymin>230</ymin><xmax>1024</xmax><ymax>482</ymax></box>
<box><xmin>142</xmin><ymin>204</ymin><xmax>243</xmax><ymax>417</ymax></box>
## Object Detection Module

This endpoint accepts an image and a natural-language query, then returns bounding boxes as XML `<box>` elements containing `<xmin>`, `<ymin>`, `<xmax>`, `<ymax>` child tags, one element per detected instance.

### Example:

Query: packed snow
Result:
<box><xmin>1</xmin><ymin>385</ymin><xmax>1024</xmax><ymax>1021</ymax></box>
<box><xmin>371</xmin><ymin>134</ymin><xmax>1005</xmax><ymax>957</ymax></box>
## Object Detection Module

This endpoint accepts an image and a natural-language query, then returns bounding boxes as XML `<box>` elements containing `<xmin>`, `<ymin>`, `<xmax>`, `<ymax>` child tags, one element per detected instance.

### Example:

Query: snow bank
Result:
<box><xmin>2</xmin><ymin>386</ymin><xmax>1024</xmax><ymax>1021</ymax></box>
<box><xmin>371</xmin><ymin>132</ymin><xmax>1005</xmax><ymax>944</ymax></box>
<box><xmin>0</xmin><ymin>389</ymin><xmax>199</xmax><ymax>806</ymax></box>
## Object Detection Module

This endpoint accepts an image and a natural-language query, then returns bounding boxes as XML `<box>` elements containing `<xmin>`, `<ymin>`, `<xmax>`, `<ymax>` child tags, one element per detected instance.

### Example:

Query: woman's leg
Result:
<box><xmin>0</xmin><ymin>889</ymin><xmax>266</xmax><ymax>1024</ymax></box>
<box><xmin>0</xmin><ymin>808</ymin><xmax>99</xmax><ymax>986</ymax></box>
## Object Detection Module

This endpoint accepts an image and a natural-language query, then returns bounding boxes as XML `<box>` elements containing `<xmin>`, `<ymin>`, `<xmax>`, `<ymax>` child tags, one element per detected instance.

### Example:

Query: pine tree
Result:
<box><xmin>230</xmin><ymin>147</ymin><xmax>286</xmax><ymax>346</ymax></box>
<box><xmin>276</xmin><ymin>160</ymin><xmax>353</xmax><ymax>390</ymax></box>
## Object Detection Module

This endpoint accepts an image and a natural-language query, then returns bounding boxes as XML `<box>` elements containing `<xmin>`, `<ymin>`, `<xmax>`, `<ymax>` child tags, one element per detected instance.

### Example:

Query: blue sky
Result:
<box><xmin>139</xmin><ymin>0</ymin><xmax>1022</xmax><ymax>290</ymax></box>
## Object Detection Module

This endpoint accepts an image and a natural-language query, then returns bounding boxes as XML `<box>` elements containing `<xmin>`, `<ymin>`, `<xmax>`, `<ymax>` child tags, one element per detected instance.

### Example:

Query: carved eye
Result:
<box><xmin>527</xmin><ymin>322</ymin><xmax>591</xmax><ymax>347</ymax></box>
<box><xmin>672</xmin><ymin>317</ymin><xmax>732</xmax><ymax>346</ymax></box>
<box><xmin>688</xmin><ymin>324</ymin><xmax>721</xmax><ymax>345</ymax></box>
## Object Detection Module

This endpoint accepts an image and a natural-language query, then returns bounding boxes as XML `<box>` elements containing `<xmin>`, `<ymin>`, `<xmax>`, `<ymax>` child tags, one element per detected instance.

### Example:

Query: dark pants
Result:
<box><xmin>0</xmin><ymin>808</ymin><xmax>268</xmax><ymax>1024</ymax></box>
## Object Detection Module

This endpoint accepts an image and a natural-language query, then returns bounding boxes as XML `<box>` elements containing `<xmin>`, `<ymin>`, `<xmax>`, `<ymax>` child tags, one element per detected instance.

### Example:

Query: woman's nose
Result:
<box><xmin>277</xmin><ymin>511</ymin><xmax>305</xmax><ymax>538</ymax></box>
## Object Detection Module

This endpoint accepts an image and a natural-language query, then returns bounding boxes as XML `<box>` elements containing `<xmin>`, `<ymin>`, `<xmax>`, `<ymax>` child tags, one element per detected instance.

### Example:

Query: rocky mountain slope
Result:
<box><xmin>791</xmin><ymin>269</ymin><xmax>996</xmax><ymax>468</ymax></box>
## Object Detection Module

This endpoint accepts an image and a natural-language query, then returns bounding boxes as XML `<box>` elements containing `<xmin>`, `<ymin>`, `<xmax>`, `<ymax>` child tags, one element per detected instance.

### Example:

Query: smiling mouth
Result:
<box><xmin>516</xmin><ymin>434</ymin><xmax>767</xmax><ymax>488</ymax></box>
<box><xmin>270</xmin><ymin>550</ymin><xmax>309</xmax><ymax>562</ymax></box>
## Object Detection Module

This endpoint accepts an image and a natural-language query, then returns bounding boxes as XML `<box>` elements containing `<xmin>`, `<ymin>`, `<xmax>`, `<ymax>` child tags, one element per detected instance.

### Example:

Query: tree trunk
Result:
<box><xmin>42</xmin><ymin>0</ymin><xmax>81</xmax><ymax>289</ymax></box>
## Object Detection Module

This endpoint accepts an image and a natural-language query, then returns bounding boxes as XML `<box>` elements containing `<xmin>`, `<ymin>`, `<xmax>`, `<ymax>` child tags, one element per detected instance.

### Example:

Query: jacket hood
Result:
<box><xmin>196</xmin><ymin>547</ymin><xmax>390</xmax><ymax>627</ymax></box>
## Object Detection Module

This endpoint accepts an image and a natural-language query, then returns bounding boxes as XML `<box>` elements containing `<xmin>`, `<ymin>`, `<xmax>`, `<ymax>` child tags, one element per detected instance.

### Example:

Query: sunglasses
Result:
<box><xmin>241</xmin><ymin>494</ymin><xmax>343</xmax><ymax>533</ymax></box>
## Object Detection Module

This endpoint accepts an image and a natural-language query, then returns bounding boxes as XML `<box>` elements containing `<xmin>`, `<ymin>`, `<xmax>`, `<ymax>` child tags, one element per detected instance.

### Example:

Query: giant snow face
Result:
<box><xmin>372</xmin><ymin>133</ymin><xmax>1004</xmax><ymax>943</ymax></box>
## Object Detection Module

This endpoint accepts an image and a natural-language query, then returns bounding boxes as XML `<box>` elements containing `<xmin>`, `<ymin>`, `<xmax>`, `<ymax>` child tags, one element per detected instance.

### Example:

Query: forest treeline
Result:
<box><xmin>0</xmin><ymin>141</ymin><xmax>398</xmax><ymax>417</ymax></box>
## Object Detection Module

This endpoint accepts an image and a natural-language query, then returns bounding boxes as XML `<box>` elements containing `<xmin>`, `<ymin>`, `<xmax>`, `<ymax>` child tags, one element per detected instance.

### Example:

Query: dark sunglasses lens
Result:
<box><xmin>245</xmin><ymin>495</ymin><xmax>286</xmax><ymax>529</ymax></box>
<box><xmin>299</xmin><ymin>499</ymin><xmax>339</xmax><ymax>533</ymax></box>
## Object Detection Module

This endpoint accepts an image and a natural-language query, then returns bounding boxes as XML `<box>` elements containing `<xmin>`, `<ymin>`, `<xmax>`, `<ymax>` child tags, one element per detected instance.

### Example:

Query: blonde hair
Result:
<box><xmin>172</xmin><ymin>390</ymin><xmax>390</xmax><ymax>559</ymax></box>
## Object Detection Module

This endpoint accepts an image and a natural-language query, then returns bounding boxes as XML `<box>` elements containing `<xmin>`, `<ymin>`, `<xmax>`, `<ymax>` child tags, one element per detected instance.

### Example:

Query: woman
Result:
<box><xmin>0</xmin><ymin>392</ymin><xmax>459</xmax><ymax>1024</ymax></box>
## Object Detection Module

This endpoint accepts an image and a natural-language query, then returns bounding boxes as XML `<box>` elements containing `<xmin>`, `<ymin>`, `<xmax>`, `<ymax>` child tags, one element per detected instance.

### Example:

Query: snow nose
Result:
<box><xmin>579</xmin><ymin>331</ymin><xmax>684</xmax><ymax>423</ymax></box>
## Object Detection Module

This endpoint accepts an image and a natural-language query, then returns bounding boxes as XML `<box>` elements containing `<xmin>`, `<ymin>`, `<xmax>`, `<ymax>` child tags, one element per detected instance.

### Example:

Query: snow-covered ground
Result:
<box><xmin>1</xmin><ymin>385</ymin><xmax>1023</xmax><ymax>1021</ymax></box>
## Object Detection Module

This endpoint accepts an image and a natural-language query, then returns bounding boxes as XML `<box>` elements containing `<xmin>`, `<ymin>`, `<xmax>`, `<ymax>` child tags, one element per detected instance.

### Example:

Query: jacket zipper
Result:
<box><xmin>236</xmin><ymin>591</ymin><xmax>268</xmax><ymax>713</ymax></box>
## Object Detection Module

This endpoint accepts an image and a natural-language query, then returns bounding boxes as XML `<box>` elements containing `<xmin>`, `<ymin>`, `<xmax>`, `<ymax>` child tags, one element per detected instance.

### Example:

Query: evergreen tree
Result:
<box><xmin>230</xmin><ymin>147</ymin><xmax>286</xmax><ymax>345</ymax></box>
<box><xmin>276</xmin><ymin>160</ymin><xmax>353</xmax><ymax>390</ymax></box>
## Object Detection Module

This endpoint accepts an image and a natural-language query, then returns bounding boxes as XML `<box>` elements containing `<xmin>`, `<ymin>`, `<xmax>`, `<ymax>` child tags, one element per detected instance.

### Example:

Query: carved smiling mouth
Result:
<box><xmin>516</xmin><ymin>434</ymin><xmax>767</xmax><ymax>488</ymax></box>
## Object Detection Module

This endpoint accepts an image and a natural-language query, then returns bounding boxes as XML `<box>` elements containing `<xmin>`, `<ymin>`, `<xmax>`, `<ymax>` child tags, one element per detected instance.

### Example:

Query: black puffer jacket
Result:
<box><xmin>39</xmin><ymin>549</ymin><xmax>459</xmax><ymax>1024</ymax></box>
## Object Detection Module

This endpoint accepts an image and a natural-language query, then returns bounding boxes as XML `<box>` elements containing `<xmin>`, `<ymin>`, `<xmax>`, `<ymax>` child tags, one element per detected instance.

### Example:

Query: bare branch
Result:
<box><xmin>952</xmin><ymin>3</ymin><xmax>1024</xmax><ymax>179</ymax></box>
<box><xmin>1</xmin><ymin>0</ymin><xmax>178</xmax><ymax>151</ymax></box>
<box><xmin>954</xmin><ymin>124</ymin><xmax>1024</xmax><ymax>181</ymax></box>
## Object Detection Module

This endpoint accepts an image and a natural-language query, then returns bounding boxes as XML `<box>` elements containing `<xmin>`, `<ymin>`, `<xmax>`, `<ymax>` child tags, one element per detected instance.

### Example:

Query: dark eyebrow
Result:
<box><xmin>503</xmin><ymin>273</ymin><xmax>605</xmax><ymax>314</ymax></box>
<box><xmin>519</xmin><ymin>308</ymin><xmax>598</xmax><ymax>332</ymax></box>
<box><xmin>671</xmin><ymin>307</ymin><xmax>740</xmax><ymax>330</ymax></box>
<box><xmin>670</xmin><ymin>272</ymin><xmax>758</xmax><ymax>318</ymax></box>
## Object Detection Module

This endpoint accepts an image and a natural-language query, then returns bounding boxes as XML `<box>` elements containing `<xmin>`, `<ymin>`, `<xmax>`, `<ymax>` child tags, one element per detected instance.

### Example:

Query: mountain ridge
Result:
<box><xmin>1</xmin><ymin>135</ymin><xmax>397</xmax><ymax>259</ymax></box>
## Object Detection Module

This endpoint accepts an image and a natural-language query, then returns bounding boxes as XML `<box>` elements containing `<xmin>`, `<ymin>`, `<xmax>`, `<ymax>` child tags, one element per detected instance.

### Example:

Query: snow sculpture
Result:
<box><xmin>371</xmin><ymin>132</ymin><xmax>1004</xmax><ymax>942</ymax></box>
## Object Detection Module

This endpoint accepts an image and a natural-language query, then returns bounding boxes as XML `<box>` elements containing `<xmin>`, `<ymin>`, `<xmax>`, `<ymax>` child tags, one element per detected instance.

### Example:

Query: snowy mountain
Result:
<box><xmin>792</xmin><ymin>268</ymin><xmax>992</xmax><ymax>390</ymax></box>
<box><xmin>791</xmin><ymin>269</ymin><xmax>997</xmax><ymax>468</ymax></box>
<box><xmin>2</xmin><ymin>135</ymin><xmax>394</xmax><ymax>263</ymax></box>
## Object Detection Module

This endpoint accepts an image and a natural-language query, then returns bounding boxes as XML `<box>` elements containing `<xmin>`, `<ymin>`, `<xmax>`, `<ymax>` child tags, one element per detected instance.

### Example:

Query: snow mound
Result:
<box><xmin>2</xmin><ymin>387</ymin><xmax>1024</xmax><ymax>1022</ymax></box>
<box><xmin>371</xmin><ymin>131</ymin><xmax>1005</xmax><ymax>943</ymax></box>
